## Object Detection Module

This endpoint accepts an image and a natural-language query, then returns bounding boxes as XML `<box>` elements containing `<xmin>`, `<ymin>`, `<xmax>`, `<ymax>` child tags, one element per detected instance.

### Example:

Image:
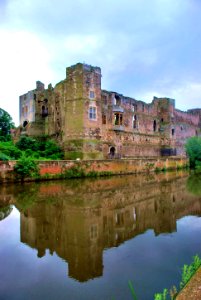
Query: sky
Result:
<box><xmin>0</xmin><ymin>0</ymin><xmax>201</xmax><ymax>125</ymax></box>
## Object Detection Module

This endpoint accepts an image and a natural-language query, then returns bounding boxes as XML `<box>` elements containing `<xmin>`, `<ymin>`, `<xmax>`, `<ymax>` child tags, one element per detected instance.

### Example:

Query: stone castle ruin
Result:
<box><xmin>19</xmin><ymin>63</ymin><xmax>201</xmax><ymax>159</ymax></box>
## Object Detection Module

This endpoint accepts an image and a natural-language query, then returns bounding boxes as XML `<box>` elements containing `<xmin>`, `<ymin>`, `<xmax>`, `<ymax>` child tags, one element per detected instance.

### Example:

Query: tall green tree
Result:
<box><xmin>0</xmin><ymin>108</ymin><xmax>15</xmax><ymax>141</ymax></box>
<box><xmin>185</xmin><ymin>136</ymin><xmax>201</xmax><ymax>169</ymax></box>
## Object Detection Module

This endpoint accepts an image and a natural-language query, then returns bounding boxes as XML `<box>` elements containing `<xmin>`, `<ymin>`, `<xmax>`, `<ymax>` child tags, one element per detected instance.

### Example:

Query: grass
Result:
<box><xmin>113</xmin><ymin>255</ymin><xmax>201</xmax><ymax>300</ymax></box>
<box><xmin>154</xmin><ymin>255</ymin><xmax>201</xmax><ymax>300</ymax></box>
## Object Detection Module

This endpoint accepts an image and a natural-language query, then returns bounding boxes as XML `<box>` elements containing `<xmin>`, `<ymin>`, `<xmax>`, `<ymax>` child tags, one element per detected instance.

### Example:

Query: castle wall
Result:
<box><xmin>18</xmin><ymin>63</ymin><xmax>201</xmax><ymax>159</ymax></box>
<box><xmin>0</xmin><ymin>157</ymin><xmax>188</xmax><ymax>183</ymax></box>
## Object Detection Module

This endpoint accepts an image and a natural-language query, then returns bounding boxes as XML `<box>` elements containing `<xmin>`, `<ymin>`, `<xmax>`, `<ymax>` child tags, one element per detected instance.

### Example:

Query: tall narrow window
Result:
<box><xmin>89</xmin><ymin>106</ymin><xmax>97</xmax><ymax>120</ymax></box>
<box><xmin>42</xmin><ymin>106</ymin><xmax>48</xmax><ymax>117</ymax></box>
<box><xmin>172</xmin><ymin>128</ymin><xmax>175</xmax><ymax>136</ymax></box>
<box><xmin>114</xmin><ymin>113</ymin><xmax>123</xmax><ymax>125</ymax></box>
<box><xmin>89</xmin><ymin>91</ymin><xmax>95</xmax><ymax>99</ymax></box>
<box><xmin>133</xmin><ymin>115</ymin><xmax>137</xmax><ymax>129</ymax></box>
<box><xmin>153</xmin><ymin>120</ymin><xmax>157</xmax><ymax>132</ymax></box>
<box><xmin>102</xmin><ymin>114</ymin><xmax>106</xmax><ymax>124</ymax></box>
<box><xmin>131</xmin><ymin>104</ymin><xmax>135</xmax><ymax>112</ymax></box>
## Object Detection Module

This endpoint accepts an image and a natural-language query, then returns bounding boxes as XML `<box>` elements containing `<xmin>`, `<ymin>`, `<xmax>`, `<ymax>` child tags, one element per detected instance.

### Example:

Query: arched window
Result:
<box><xmin>23</xmin><ymin>120</ymin><xmax>28</xmax><ymax>127</ymax></box>
<box><xmin>110</xmin><ymin>146</ymin><xmax>116</xmax><ymax>158</ymax></box>
<box><xmin>42</xmin><ymin>106</ymin><xmax>48</xmax><ymax>117</ymax></box>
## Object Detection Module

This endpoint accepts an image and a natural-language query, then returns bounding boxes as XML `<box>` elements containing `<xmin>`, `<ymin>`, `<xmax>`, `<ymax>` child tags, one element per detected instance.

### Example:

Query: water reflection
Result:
<box><xmin>0</xmin><ymin>205</ymin><xmax>13</xmax><ymax>221</ymax></box>
<box><xmin>1</xmin><ymin>171</ymin><xmax>201</xmax><ymax>283</ymax></box>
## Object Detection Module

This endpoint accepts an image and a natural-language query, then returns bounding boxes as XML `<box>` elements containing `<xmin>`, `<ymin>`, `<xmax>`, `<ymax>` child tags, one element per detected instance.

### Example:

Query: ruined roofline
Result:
<box><xmin>67</xmin><ymin>62</ymin><xmax>101</xmax><ymax>72</ymax></box>
<box><xmin>187</xmin><ymin>108</ymin><xmax>201</xmax><ymax>112</ymax></box>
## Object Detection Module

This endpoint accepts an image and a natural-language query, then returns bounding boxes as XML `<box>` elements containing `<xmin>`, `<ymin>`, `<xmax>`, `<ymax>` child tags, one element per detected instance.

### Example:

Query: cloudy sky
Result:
<box><xmin>0</xmin><ymin>0</ymin><xmax>201</xmax><ymax>125</ymax></box>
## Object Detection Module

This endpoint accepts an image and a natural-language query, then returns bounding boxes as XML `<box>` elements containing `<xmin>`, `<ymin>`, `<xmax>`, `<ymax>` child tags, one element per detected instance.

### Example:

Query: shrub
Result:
<box><xmin>185</xmin><ymin>136</ymin><xmax>201</xmax><ymax>169</ymax></box>
<box><xmin>0</xmin><ymin>141</ymin><xmax>22</xmax><ymax>159</ymax></box>
<box><xmin>15</xmin><ymin>136</ymin><xmax>64</xmax><ymax>160</ymax></box>
<box><xmin>0</xmin><ymin>152</ymin><xmax>10</xmax><ymax>161</ymax></box>
<box><xmin>14</xmin><ymin>156</ymin><xmax>39</xmax><ymax>180</ymax></box>
<box><xmin>15</xmin><ymin>136</ymin><xmax>38</xmax><ymax>151</ymax></box>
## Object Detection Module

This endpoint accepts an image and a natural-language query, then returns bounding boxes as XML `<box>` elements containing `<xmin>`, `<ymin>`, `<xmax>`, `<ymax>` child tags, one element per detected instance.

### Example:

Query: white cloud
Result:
<box><xmin>0</xmin><ymin>29</ymin><xmax>53</xmax><ymax>125</ymax></box>
<box><xmin>0</xmin><ymin>0</ymin><xmax>201</xmax><ymax>125</ymax></box>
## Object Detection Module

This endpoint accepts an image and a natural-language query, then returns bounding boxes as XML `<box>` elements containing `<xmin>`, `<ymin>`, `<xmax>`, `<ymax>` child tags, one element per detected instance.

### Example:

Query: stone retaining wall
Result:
<box><xmin>0</xmin><ymin>156</ymin><xmax>188</xmax><ymax>183</ymax></box>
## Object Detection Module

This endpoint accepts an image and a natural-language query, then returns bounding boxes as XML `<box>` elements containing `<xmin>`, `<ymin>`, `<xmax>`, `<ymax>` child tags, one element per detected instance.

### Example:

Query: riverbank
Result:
<box><xmin>0</xmin><ymin>156</ymin><xmax>188</xmax><ymax>183</ymax></box>
<box><xmin>177</xmin><ymin>267</ymin><xmax>201</xmax><ymax>300</ymax></box>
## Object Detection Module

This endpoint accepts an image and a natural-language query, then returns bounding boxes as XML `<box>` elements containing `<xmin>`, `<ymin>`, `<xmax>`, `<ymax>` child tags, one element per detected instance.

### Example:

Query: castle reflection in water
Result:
<box><xmin>5</xmin><ymin>172</ymin><xmax>201</xmax><ymax>282</ymax></box>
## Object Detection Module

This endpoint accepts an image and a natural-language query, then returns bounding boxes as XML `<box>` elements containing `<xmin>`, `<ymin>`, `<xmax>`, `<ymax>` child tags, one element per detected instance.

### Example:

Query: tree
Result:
<box><xmin>0</xmin><ymin>108</ymin><xmax>15</xmax><ymax>141</ymax></box>
<box><xmin>185</xmin><ymin>136</ymin><xmax>201</xmax><ymax>169</ymax></box>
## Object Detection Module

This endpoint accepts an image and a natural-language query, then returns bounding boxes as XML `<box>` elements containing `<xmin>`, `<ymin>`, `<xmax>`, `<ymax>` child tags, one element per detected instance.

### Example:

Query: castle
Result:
<box><xmin>19</xmin><ymin>63</ymin><xmax>201</xmax><ymax>159</ymax></box>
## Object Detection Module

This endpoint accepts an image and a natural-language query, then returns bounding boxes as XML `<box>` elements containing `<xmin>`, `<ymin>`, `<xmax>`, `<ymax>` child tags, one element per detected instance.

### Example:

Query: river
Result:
<box><xmin>0</xmin><ymin>170</ymin><xmax>201</xmax><ymax>300</ymax></box>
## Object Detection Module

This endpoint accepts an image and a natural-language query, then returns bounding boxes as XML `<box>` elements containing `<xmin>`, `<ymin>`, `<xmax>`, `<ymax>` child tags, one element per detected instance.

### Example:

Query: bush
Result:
<box><xmin>15</xmin><ymin>136</ymin><xmax>63</xmax><ymax>160</ymax></box>
<box><xmin>0</xmin><ymin>152</ymin><xmax>10</xmax><ymax>161</ymax></box>
<box><xmin>185</xmin><ymin>136</ymin><xmax>201</xmax><ymax>169</ymax></box>
<box><xmin>14</xmin><ymin>156</ymin><xmax>39</xmax><ymax>180</ymax></box>
<box><xmin>0</xmin><ymin>141</ymin><xmax>22</xmax><ymax>159</ymax></box>
<box><xmin>15</xmin><ymin>136</ymin><xmax>38</xmax><ymax>151</ymax></box>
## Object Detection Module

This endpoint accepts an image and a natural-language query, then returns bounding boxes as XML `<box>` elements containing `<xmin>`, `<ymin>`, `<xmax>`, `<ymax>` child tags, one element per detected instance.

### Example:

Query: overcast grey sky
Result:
<box><xmin>0</xmin><ymin>0</ymin><xmax>201</xmax><ymax>124</ymax></box>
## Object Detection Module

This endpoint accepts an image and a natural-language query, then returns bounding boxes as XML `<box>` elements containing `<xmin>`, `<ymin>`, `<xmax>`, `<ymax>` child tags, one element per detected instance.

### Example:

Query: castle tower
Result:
<box><xmin>62</xmin><ymin>63</ymin><xmax>103</xmax><ymax>159</ymax></box>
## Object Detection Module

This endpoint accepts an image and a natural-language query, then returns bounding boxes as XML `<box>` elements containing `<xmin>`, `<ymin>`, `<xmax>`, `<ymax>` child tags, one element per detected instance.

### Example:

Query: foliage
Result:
<box><xmin>154</xmin><ymin>289</ymin><xmax>168</xmax><ymax>300</ymax></box>
<box><xmin>15</xmin><ymin>136</ymin><xmax>38</xmax><ymax>151</ymax></box>
<box><xmin>14</xmin><ymin>156</ymin><xmax>39</xmax><ymax>180</ymax></box>
<box><xmin>185</xmin><ymin>136</ymin><xmax>201</xmax><ymax>169</ymax></box>
<box><xmin>186</xmin><ymin>174</ymin><xmax>201</xmax><ymax>196</ymax></box>
<box><xmin>0</xmin><ymin>152</ymin><xmax>10</xmax><ymax>161</ymax></box>
<box><xmin>154</xmin><ymin>255</ymin><xmax>201</xmax><ymax>300</ymax></box>
<box><xmin>15</xmin><ymin>136</ymin><xmax>64</xmax><ymax>160</ymax></box>
<box><xmin>0</xmin><ymin>141</ymin><xmax>22</xmax><ymax>160</ymax></box>
<box><xmin>128</xmin><ymin>280</ymin><xmax>138</xmax><ymax>300</ymax></box>
<box><xmin>0</xmin><ymin>136</ymin><xmax>63</xmax><ymax>161</ymax></box>
<box><xmin>180</xmin><ymin>255</ymin><xmax>201</xmax><ymax>289</ymax></box>
<box><xmin>0</xmin><ymin>108</ymin><xmax>15</xmax><ymax>141</ymax></box>
<box><xmin>0</xmin><ymin>205</ymin><xmax>13</xmax><ymax>221</ymax></box>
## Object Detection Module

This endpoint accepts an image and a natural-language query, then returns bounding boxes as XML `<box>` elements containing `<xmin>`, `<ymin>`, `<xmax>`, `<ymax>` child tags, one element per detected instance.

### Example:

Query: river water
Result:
<box><xmin>0</xmin><ymin>171</ymin><xmax>201</xmax><ymax>300</ymax></box>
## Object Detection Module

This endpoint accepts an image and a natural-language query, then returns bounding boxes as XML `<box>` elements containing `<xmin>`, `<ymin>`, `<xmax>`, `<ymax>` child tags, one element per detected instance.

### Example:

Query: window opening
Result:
<box><xmin>133</xmin><ymin>115</ymin><xmax>137</xmax><ymax>129</ymax></box>
<box><xmin>42</xmin><ymin>106</ymin><xmax>48</xmax><ymax>117</ymax></box>
<box><xmin>115</xmin><ymin>95</ymin><xmax>121</xmax><ymax>106</ymax></box>
<box><xmin>89</xmin><ymin>91</ymin><xmax>95</xmax><ymax>99</ymax></box>
<box><xmin>114</xmin><ymin>113</ymin><xmax>123</xmax><ymax>125</ymax></box>
<box><xmin>153</xmin><ymin>120</ymin><xmax>157</xmax><ymax>132</ymax></box>
<box><xmin>110</xmin><ymin>146</ymin><xmax>116</xmax><ymax>158</ymax></box>
<box><xmin>23</xmin><ymin>120</ymin><xmax>28</xmax><ymax>127</ymax></box>
<box><xmin>102</xmin><ymin>114</ymin><xmax>106</xmax><ymax>124</ymax></box>
<box><xmin>89</xmin><ymin>106</ymin><xmax>96</xmax><ymax>120</ymax></box>
<box><xmin>132</xmin><ymin>104</ymin><xmax>137</xmax><ymax>112</ymax></box>
<box><xmin>102</xmin><ymin>95</ymin><xmax>107</xmax><ymax>105</ymax></box>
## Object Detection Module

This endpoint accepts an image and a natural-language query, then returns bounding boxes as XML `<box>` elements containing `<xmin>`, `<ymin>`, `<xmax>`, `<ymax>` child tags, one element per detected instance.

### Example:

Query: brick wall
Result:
<box><xmin>0</xmin><ymin>157</ymin><xmax>188</xmax><ymax>183</ymax></box>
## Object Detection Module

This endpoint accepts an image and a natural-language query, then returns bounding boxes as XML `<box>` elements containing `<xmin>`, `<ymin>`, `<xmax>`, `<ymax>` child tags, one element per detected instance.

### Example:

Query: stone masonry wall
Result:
<box><xmin>0</xmin><ymin>157</ymin><xmax>188</xmax><ymax>183</ymax></box>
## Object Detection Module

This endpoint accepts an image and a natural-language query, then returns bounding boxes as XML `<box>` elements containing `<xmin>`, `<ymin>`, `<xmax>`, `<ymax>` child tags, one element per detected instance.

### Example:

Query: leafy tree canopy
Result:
<box><xmin>185</xmin><ymin>136</ymin><xmax>201</xmax><ymax>169</ymax></box>
<box><xmin>0</xmin><ymin>108</ymin><xmax>15</xmax><ymax>141</ymax></box>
